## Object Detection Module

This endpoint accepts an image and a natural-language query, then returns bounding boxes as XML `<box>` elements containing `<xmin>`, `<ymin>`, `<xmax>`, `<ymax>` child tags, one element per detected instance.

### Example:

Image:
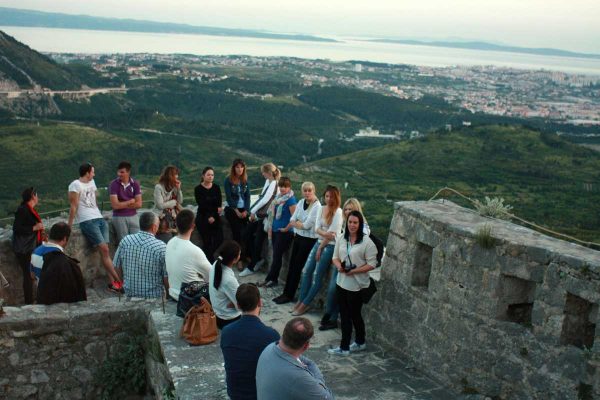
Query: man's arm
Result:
<box><xmin>68</xmin><ymin>192</ymin><xmax>79</xmax><ymax>227</ymax></box>
<box><xmin>110</xmin><ymin>194</ymin><xmax>135</xmax><ymax>210</ymax></box>
<box><xmin>133</xmin><ymin>194</ymin><xmax>142</xmax><ymax>209</ymax></box>
<box><xmin>290</xmin><ymin>363</ymin><xmax>334</xmax><ymax>400</ymax></box>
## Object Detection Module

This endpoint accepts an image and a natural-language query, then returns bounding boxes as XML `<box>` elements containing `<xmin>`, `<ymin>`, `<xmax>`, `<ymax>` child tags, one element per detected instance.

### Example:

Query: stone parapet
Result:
<box><xmin>0</xmin><ymin>297</ymin><xmax>161</xmax><ymax>399</ymax></box>
<box><xmin>366</xmin><ymin>200</ymin><xmax>600</xmax><ymax>399</ymax></box>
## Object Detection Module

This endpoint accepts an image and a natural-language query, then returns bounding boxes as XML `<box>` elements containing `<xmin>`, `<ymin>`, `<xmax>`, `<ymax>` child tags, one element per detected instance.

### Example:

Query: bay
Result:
<box><xmin>2</xmin><ymin>26</ymin><xmax>600</xmax><ymax>76</ymax></box>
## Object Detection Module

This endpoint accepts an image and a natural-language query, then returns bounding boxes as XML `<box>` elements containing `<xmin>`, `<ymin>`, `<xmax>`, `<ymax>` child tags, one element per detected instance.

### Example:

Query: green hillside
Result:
<box><xmin>292</xmin><ymin>125</ymin><xmax>600</xmax><ymax>244</ymax></box>
<box><xmin>0</xmin><ymin>121</ymin><xmax>266</xmax><ymax>218</ymax></box>
<box><xmin>0</xmin><ymin>30</ymin><xmax>99</xmax><ymax>89</ymax></box>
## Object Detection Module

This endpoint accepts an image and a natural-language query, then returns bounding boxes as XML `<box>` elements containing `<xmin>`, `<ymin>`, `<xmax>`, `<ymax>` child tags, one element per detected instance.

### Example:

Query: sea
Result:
<box><xmin>2</xmin><ymin>26</ymin><xmax>600</xmax><ymax>76</ymax></box>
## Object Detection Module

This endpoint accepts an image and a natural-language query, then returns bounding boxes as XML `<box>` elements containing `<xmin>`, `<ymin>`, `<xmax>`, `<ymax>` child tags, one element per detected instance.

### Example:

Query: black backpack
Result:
<box><xmin>368</xmin><ymin>233</ymin><xmax>385</xmax><ymax>268</ymax></box>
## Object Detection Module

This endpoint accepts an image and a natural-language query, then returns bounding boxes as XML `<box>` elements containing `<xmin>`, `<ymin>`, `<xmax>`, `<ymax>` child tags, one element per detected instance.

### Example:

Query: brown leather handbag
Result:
<box><xmin>180</xmin><ymin>297</ymin><xmax>218</xmax><ymax>345</ymax></box>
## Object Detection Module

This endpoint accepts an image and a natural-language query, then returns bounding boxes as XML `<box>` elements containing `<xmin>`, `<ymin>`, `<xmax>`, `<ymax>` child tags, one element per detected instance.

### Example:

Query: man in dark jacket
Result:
<box><xmin>37</xmin><ymin>222</ymin><xmax>87</xmax><ymax>305</ymax></box>
<box><xmin>220</xmin><ymin>283</ymin><xmax>280</xmax><ymax>400</ymax></box>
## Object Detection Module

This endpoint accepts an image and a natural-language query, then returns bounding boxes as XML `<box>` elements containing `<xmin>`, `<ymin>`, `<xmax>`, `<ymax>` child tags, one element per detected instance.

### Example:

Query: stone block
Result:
<box><xmin>30</xmin><ymin>370</ymin><xmax>50</xmax><ymax>384</ymax></box>
<box><xmin>72</xmin><ymin>366</ymin><xmax>92</xmax><ymax>383</ymax></box>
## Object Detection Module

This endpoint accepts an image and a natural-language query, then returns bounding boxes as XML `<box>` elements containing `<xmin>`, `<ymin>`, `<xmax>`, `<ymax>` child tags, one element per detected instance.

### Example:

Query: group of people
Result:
<box><xmin>11</xmin><ymin>157</ymin><xmax>381</xmax><ymax>398</ymax></box>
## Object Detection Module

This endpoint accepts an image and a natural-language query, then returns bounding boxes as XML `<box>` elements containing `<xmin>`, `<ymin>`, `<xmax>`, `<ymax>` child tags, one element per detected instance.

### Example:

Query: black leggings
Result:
<box><xmin>196</xmin><ymin>217</ymin><xmax>223</xmax><ymax>263</ymax></box>
<box><xmin>15</xmin><ymin>252</ymin><xmax>34</xmax><ymax>304</ymax></box>
<box><xmin>224</xmin><ymin>207</ymin><xmax>248</xmax><ymax>247</ymax></box>
<box><xmin>337</xmin><ymin>285</ymin><xmax>366</xmax><ymax>351</ymax></box>
<box><xmin>243</xmin><ymin>219</ymin><xmax>267</xmax><ymax>269</ymax></box>
<box><xmin>265</xmin><ymin>231</ymin><xmax>294</xmax><ymax>283</ymax></box>
<box><xmin>281</xmin><ymin>235</ymin><xmax>317</xmax><ymax>299</ymax></box>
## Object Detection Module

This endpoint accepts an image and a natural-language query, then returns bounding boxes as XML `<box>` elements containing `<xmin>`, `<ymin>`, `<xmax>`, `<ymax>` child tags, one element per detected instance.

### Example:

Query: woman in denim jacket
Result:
<box><xmin>224</xmin><ymin>159</ymin><xmax>250</xmax><ymax>247</ymax></box>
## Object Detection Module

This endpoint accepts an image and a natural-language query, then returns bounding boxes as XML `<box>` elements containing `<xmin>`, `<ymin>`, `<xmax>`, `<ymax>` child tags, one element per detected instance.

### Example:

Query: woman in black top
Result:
<box><xmin>12</xmin><ymin>187</ymin><xmax>45</xmax><ymax>304</ymax></box>
<box><xmin>195</xmin><ymin>166</ymin><xmax>223</xmax><ymax>262</ymax></box>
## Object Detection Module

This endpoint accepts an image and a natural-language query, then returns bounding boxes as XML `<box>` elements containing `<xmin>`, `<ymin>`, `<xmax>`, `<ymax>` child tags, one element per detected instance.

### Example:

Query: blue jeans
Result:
<box><xmin>324</xmin><ymin>266</ymin><xmax>339</xmax><ymax>321</ymax></box>
<box><xmin>298</xmin><ymin>242</ymin><xmax>335</xmax><ymax>306</ymax></box>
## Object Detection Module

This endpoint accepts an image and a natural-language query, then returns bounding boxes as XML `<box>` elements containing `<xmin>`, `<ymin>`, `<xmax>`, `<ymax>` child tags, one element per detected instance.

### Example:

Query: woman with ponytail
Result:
<box><xmin>12</xmin><ymin>187</ymin><xmax>45</xmax><ymax>304</ymax></box>
<box><xmin>209</xmin><ymin>240</ymin><xmax>242</xmax><ymax>329</ymax></box>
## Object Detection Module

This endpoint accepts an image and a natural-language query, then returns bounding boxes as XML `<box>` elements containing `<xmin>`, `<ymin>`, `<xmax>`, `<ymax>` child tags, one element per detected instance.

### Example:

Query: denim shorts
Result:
<box><xmin>80</xmin><ymin>218</ymin><xmax>109</xmax><ymax>246</ymax></box>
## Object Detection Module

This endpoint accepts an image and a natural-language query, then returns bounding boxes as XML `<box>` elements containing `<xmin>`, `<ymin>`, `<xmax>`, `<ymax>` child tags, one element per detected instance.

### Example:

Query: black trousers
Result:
<box><xmin>242</xmin><ymin>219</ymin><xmax>267</xmax><ymax>270</ymax></box>
<box><xmin>224</xmin><ymin>207</ymin><xmax>247</xmax><ymax>247</ymax></box>
<box><xmin>265</xmin><ymin>231</ymin><xmax>294</xmax><ymax>283</ymax></box>
<box><xmin>281</xmin><ymin>235</ymin><xmax>317</xmax><ymax>299</ymax></box>
<box><xmin>15</xmin><ymin>252</ymin><xmax>34</xmax><ymax>304</ymax></box>
<box><xmin>196</xmin><ymin>216</ymin><xmax>223</xmax><ymax>263</ymax></box>
<box><xmin>337</xmin><ymin>285</ymin><xmax>366</xmax><ymax>351</ymax></box>
<box><xmin>216</xmin><ymin>315</ymin><xmax>241</xmax><ymax>330</ymax></box>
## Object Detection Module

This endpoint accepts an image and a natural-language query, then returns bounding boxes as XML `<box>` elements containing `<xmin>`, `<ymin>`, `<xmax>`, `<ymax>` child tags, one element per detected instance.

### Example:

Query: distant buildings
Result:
<box><xmin>355</xmin><ymin>127</ymin><xmax>398</xmax><ymax>139</ymax></box>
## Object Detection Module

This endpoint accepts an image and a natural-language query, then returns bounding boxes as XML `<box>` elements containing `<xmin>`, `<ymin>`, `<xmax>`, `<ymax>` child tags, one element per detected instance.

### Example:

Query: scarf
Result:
<box><xmin>27</xmin><ymin>203</ymin><xmax>43</xmax><ymax>243</ymax></box>
<box><xmin>272</xmin><ymin>190</ymin><xmax>294</xmax><ymax>220</ymax></box>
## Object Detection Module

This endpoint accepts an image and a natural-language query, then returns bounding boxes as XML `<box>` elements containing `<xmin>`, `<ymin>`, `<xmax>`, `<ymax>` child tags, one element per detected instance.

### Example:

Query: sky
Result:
<box><xmin>1</xmin><ymin>0</ymin><xmax>599</xmax><ymax>53</ymax></box>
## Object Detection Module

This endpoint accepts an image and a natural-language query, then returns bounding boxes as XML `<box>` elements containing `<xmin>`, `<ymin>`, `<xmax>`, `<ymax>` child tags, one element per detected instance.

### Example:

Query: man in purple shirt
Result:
<box><xmin>109</xmin><ymin>161</ymin><xmax>142</xmax><ymax>243</ymax></box>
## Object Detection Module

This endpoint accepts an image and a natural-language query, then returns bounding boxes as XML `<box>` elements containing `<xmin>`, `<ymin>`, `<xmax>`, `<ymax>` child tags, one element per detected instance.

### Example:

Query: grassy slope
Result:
<box><xmin>293</xmin><ymin>125</ymin><xmax>600</xmax><ymax>243</ymax></box>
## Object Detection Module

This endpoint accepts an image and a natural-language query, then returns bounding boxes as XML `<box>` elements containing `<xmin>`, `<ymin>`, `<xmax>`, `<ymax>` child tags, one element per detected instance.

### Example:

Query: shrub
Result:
<box><xmin>94</xmin><ymin>330</ymin><xmax>147</xmax><ymax>400</ymax></box>
<box><xmin>474</xmin><ymin>196</ymin><xmax>513</xmax><ymax>219</ymax></box>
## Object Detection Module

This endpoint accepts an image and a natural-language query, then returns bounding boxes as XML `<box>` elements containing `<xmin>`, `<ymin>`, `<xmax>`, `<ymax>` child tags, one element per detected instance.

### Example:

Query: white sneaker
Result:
<box><xmin>349</xmin><ymin>342</ymin><xmax>367</xmax><ymax>352</ymax></box>
<box><xmin>255</xmin><ymin>259</ymin><xmax>266</xmax><ymax>271</ymax></box>
<box><xmin>327</xmin><ymin>347</ymin><xmax>350</xmax><ymax>356</ymax></box>
<box><xmin>239</xmin><ymin>268</ymin><xmax>255</xmax><ymax>277</ymax></box>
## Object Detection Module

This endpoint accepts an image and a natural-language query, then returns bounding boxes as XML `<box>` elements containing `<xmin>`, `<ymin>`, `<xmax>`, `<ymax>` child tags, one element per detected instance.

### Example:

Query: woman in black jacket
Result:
<box><xmin>195</xmin><ymin>166</ymin><xmax>223</xmax><ymax>262</ymax></box>
<box><xmin>12</xmin><ymin>187</ymin><xmax>45</xmax><ymax>304</ymax></box>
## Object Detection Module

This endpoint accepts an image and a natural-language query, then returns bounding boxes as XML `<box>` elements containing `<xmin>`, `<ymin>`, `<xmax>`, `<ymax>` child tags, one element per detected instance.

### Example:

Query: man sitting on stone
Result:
<box><xmin>165</xmin><ymin>209</ymin><xmax>211</xmax><ymax>301</ymax></box>
<box><xmin>221</xmin><ymin>283</ymin><xmax>280</xmax><ymax>400</ymax></box>
<box><xmin>37</xmin><ymin>222</ymin><xmax>87</xmax><ymax>305</ymax></box>
<box><xmin>256</xmin><ymin>317</ymin><xmax>333</xmax><ymax>400</ymax></box>
<box><xmin>113</xmin><ymin>212</ymin><xmax>169</xmax><ymax>298</ymax></box>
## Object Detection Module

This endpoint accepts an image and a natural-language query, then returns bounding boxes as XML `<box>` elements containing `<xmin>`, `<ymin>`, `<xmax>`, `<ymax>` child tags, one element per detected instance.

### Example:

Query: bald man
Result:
<box><xmin>256</xmin><ymin>317</ymin><xmax>334</xmax><ymax>400</ymax></box>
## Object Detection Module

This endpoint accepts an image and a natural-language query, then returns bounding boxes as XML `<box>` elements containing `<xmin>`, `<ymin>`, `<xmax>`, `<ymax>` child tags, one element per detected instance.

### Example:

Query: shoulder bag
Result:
<box><xmin>180</xmin><ymin>297</ymin><xmax>218</xmax><ymax>346</ymax></box>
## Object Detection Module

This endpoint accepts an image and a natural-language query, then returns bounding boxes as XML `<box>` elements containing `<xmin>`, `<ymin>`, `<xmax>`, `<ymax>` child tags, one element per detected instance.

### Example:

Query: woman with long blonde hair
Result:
<box><xmin>292</xmin><ymin>185</ymin><xmax>342</xmax><ymax>316</ymax></box>
<box><xmin>272</xmin><ymin>181</ymin><xmax>321</xmax><ymax>304</ymax></box>
<box><xmin>239</xmin><ymin>162</ymin><xmax>280</xmax><ymax>276</ymax></box>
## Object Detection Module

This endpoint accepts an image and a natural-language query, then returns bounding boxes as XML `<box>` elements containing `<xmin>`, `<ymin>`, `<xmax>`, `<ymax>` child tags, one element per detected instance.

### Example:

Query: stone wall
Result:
<box><xmin>366</xmin><ymin>200</ymin><xmax>600</xmax><ymax>399</ymax></box>
<box><xmin>0</xmin><ymin>298</ymin><xmax>160</xmax><ymax>399</ymax></box>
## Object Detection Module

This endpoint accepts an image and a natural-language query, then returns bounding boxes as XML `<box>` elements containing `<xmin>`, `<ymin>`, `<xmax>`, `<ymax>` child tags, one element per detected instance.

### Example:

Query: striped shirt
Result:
<box><xmin>113</xmin><ymin>231</ymin><xmax>167</xmax><ymax>298</ymax></box>
<box><xmin>30</xmin><ymin>242</ymin><xmax>64</xmax><ymax>279</ymax></box>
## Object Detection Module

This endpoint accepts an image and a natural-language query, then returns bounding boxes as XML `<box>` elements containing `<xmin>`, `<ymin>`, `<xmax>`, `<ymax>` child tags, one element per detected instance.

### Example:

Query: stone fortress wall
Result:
<box><xmin>366</xmin><ymin>201</ymin><xmax>600</xmax><ymax>399</ymax></box>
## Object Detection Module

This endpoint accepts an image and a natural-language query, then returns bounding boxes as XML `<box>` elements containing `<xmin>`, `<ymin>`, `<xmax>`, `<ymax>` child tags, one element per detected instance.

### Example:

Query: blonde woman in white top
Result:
<box><xmin>240</xmin><ymin>163</ymin><xmax>280</xmax><ymax>276</ymax></box>
<box><xmin>292</xmin><ymin>185</ymin><xmax>342</xmax><ymax>316</ymax></box>
<box><xmin>272</xmin><ymin>182</ymin><xmax>321</xmax><ymax>305</ymax></box>
<box><xmin>327</xmin><ymin>210</ymin><xmax>377</xmax><ymax>356</ymax></box>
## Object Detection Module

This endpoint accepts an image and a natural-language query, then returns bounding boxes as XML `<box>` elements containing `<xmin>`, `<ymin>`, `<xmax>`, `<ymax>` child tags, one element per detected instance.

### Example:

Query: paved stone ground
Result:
<box><xmin>151</xmin><ymin>269</ymin><xmax>463</xmax><ymax>400</ymax></box>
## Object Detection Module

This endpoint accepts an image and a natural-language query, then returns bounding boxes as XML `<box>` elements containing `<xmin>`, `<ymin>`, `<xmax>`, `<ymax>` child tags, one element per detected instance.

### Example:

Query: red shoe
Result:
<box><xmin>108</xmin><ymin>281</ymin><xmax>124</xmax><ymax>294</ymax></box>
